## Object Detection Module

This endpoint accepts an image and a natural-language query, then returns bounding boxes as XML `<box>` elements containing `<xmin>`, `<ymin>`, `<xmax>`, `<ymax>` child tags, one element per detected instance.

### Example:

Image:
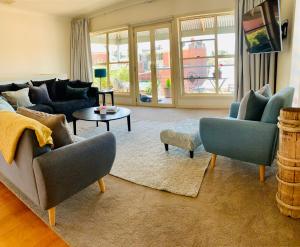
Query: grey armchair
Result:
<box><xmin>0</xmin><ymin>130</ymin><xmax>116</xmax><ymax>226</ymax></box>
<box><xmin>200</xmin><ymin>87</ymin><xmax>294</xmax><ymax>182</ymax></box>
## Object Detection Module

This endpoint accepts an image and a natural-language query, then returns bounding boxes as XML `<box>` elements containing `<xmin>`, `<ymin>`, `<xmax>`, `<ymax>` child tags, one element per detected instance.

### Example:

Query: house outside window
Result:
<box><xmin>179</xmin><ymin>14</ymin><xmax>235</xmax><ymax>95</ymax></box>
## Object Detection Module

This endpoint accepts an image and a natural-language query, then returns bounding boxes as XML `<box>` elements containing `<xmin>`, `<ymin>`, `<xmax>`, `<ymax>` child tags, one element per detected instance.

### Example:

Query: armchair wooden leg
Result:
<box><xmin>210</xmin><ymin>154</ymin><xmax>217</xmax><ymax>168</ymax></box>
<box><xmin>259</xmin><ymin>165</ymin><xmax>265</xmax><ymax>182</ymax></box>
<box><xmin>98</xmin><ymin>178</ymin><xmax>106</xmax><ymax>193</ymax></box>
<box><xmin>48</xmin><ymin>207</ymin><xmax>56</xmax><ymax>227</ymax></box>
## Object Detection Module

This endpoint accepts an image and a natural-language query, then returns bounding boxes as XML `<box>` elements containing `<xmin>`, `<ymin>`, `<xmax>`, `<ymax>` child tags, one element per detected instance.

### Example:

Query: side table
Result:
<box><xmin>99</xmin><ymin>90</ymin><xmax>114</xmax><ymax>106</ymax></box>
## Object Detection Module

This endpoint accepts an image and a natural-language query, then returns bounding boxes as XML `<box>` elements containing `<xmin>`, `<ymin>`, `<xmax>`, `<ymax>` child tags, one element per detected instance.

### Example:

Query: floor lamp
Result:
<box><xmin>94</xmin><ymin>68</ymin><xmax>107</xmax><ymax>91</ymax></box>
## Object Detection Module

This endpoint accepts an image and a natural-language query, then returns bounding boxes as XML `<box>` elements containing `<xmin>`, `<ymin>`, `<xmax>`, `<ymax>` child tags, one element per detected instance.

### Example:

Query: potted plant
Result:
<box><xmin>163</xmin><ymin>78</ymin><xmax>171</xmax><ymax>98</ymax></box>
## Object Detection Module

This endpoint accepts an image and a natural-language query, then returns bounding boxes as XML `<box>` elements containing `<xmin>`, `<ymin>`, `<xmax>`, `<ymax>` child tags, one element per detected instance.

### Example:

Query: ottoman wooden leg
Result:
<box><xmin>164</xmin><ymin>144</ymin><xmax>169</xmax><ymax>151</ymax></box>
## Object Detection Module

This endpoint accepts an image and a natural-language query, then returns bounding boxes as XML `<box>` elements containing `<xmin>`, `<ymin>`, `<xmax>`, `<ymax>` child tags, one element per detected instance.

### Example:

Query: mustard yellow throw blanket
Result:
<box><xmin>0</xmin><ymin>112</ymin><xmax>53</xmax><ymax>164</ymax></box>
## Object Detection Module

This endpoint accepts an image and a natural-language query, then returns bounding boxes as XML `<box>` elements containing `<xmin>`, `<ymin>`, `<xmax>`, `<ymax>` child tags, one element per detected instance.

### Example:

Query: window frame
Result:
<box><xmin>178</xmin><ymin>12</ymin><xmax>235</xmax><ymax>96</ymax></box>
<box><xmin>90</xmin><ymin>27</ymin><xmax>130</xmax><ymax>95</ymax></box>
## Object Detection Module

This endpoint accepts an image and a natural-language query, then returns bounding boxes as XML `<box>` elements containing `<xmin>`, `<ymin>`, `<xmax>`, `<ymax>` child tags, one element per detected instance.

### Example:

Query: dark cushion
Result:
<box><xmin>55</xmin><ymin>80</ymin><xmax>69</xmax><ymax>101</ymax></box>
<box><xmin>58</xmin><ymin>79</ymin><xmax>70</xmax><ymax>83</ymax></box>
<box><xmin>0</xmin><ymin>84</ymin><xmax>13</xmax><ymax>94</ymax></box>
<box><xmin>88</xmin><ymin>95</ymin><xmax>97</xmax><ymax>107</ymax></box>
<box><xmin>29</xmin><ymin>84</ymin><xmax>52</xmax><ymax>104</ymax></box>
<box><xmin>66</xmin><ymin>86</ymin><xmax>89</xmax><ymax>100</ymax></box>
<box><xmin>237</xmin><ymin>90</ymin><xmax>269</xmax><ymax>121</ymax></box>
<box><xmin>26</xmin><ymin>104</ymin><xmax>54</xmax><ymax>114</ymax></box>
<box><xmin>88</xmin><ymin>87</ymin><xmax>99</xmax><ymax>106</ymax></box>
<box><xmin>31</xmin><ymin>78</ymin><xmax>56</xmax><ymax>100</ymax></box>
<box><xmin>68</xmin><ymin>80</ymin><xmax>92</xmax><ymax>88</ymax></box>
<box><xmin>12</xmin><ymin>83</ymin><xmax>30</xmax><ymax>91</ymax></box>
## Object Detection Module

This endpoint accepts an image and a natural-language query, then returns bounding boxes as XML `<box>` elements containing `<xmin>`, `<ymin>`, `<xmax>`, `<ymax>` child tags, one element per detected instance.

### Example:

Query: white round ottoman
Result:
<box><xmin>160</xmin><ymin>119</ymin><xmax>202</xmax><ymax>158</ymax></box>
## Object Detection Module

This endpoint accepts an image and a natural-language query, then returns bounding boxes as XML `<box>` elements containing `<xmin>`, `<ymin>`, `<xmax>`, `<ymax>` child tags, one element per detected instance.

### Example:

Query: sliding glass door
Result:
<box><xmin>134</xmin><ymin>23</ymin><xmax>174</xmax><ymax>106</ymax></box>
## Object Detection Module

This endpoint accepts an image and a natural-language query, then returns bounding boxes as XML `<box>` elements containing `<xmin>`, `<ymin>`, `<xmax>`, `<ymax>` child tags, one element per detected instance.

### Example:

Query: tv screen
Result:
<box><xmin>242</xmin><ymin>0</ymin><xmax>282</xmax><ymax>53</ymax></box>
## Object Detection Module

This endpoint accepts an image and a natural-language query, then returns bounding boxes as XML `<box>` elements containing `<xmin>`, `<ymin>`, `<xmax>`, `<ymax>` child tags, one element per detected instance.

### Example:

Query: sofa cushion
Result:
<box><xmin>2</xmin><ymin>88</ymin><xmax>34</xmax><ymax>108</ymax></box>
<box><xmin>0</xmin><ymin>96</ymin><xmax>15</xmax><ymax>112</ymax></box>
<box><xmin>256</xmin><ymin>84</ymin><xmax>272</xmax><ymax>98</ymax></box>
<box><xmin>66</xmin><ymin>86</ymin><xmax>89</xmax><ymax>100</ymax></box>
<box><xmin>68</xmin><ymin>80</ymin><xmax>92</xmax><ymax>88</ymax></box>
<box><xmin>88</xmin><ymin>95</ymin><xmax>97</xmax><ymax>107</ymax></box>
<box><xmin>55</xmin><ymin>80</ymin><xmax>69</xmax><ymax>101</ymax></box>
<box><xmin>55</xmin><ymin>80</ymin><xmax>94</xmax><ymax>101</ymax></box>
<box><xmin>29</xmin><ymin>84</ymin><xmax>52</xmax><ymax>104</ymax></box>
<box><xmin>49</xmin><ymin>99</ymin><xmax>92</xmax><ymax>121</ymax></box>
<box><xmin>12</xmin><ymin>82</ymin><xmax>30</xmax><ymax>91</ymax></box>
<box><xmin>27</xmin><ymin>104</ymin><xmax>54</xmax><ymax>114</ymax></box>
<box><xmin>31</xmin><ymin>79</ymin><xmax>56</xmax><ymax>100</ymax></box>
<box><xmin>50</xmin><ymin>99</ymin><xmax>90</xmax><ymax>113</ymax></box>
<box><xmin>261</xmin><ymin>87</ymin><xmax>295</xmax><ymax>124</ymax></box>
<box><xmin>0</xmin><ymin>84</ymin><xmax>13</xmax><ymax>94</ymax></box>
<box><xmin>17</xmin><ymin>107</ymin><xmax>73</xmax><ymax>149</ymax></box>
<box><xmin>237</xmin><ymin>90</ymin><xmax>269</xmax><ymax>121</ymax></box>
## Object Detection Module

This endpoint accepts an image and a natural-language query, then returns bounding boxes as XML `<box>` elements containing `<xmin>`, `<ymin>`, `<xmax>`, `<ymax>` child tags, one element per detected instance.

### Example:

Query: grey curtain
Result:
<box><xmin>235</xmin><ymin>0</ymin><xmax>276</xmax><ymax>101</ymax></box>
<box><xmin>70</xmin><ymin>18</ymin><xmax>93</xmax><ymax>82</ymax></box>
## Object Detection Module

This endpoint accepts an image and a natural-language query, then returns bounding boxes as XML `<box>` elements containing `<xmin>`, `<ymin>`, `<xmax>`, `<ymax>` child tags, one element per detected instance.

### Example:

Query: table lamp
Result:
<box><xmin>94</xmin><ymin>68</ymin><xmax>107</xmax><ymax>90</ymax></box>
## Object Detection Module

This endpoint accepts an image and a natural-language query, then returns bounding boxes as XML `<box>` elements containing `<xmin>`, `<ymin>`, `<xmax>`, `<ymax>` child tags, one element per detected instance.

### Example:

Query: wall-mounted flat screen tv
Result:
<box><xmin>242</xmin><ymin>0</ymin><xmax>282</xmax><ymax>53</ymax></box>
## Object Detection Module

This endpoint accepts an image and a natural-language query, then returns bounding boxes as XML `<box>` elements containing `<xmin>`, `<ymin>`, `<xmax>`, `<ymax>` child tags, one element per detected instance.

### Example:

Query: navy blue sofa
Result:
<box><xmin>0</xmin><ymin>79</ymin><xmax>99</xmax><ymax>121</ymax></box>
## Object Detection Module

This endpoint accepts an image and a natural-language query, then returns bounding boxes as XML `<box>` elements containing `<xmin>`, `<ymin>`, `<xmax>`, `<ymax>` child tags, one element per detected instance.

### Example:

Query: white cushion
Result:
<box><xmin>2</xmin><ymin>88</ymin><xmax>33</xmax><ymax>108</ymax></box>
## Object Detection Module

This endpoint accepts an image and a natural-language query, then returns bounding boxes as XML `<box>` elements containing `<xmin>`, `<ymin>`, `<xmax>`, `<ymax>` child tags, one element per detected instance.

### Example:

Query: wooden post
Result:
<box><xmin>277</xmin><ymin>108</ymin><xmax>300</xmax><ymax>218</ymax></box>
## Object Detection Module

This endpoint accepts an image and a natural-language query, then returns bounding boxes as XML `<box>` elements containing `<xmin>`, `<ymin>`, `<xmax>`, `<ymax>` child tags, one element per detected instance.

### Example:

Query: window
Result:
<box><xmin>90</xmin><ymin>29</ymin><xmax>130</xmax><ymax>93</ymax></box>
<box><xmin>179</xmin><ymin>14</ymin><xmax>235</xmax><ymax>94</ymax></box>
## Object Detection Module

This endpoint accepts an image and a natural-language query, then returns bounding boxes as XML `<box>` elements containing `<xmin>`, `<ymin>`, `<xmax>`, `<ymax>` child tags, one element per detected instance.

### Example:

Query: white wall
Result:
<box><xmin>89</xmin><ymin>0</ymin><xmax>235</xmax><ymax>108</ymax></box>
<box><xmin>276</xmin><ymin>0</ymin><xmax>300</xmax><ymax>106</ymax></box>
<box><xmin>0</xmin><ymin>5</ymin><xmax>71</xmax><ymax>82</ymax></box>
<box><xmin>276</xmin><ymin>0</ymin><xmax>295</xmax><ymax>91</ymax></box>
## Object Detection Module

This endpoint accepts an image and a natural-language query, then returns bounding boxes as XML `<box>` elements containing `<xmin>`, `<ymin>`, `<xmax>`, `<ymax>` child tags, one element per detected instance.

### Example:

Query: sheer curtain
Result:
<box><xmin>235</xmin><ymin>0</ymin><xmax>276</xmax><ymax>101</ymax></box>
<box><xmin>70</xmin><ymin>18</ymin><xmax>93</xmax><ymax>82</ymax></box>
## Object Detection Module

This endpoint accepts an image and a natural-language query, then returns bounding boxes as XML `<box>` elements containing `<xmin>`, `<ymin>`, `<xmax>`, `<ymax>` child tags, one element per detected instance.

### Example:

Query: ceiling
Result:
<box><xmin>0</xmin><ymin>0</ymin><xmax>132</xmax><ymax>17</ymax></box>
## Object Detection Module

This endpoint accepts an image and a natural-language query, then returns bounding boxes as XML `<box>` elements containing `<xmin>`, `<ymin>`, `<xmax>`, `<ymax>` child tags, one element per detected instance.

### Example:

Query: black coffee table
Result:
<box><xmin>72</xmin><ymin>107</ymin><xmax>131</xmax><ymax>135</ymax></box>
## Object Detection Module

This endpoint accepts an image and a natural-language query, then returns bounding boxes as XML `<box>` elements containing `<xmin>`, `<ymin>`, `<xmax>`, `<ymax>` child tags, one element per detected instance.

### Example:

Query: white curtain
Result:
<box><xmin>235</xmin><ymin>0</ymin><xmax>276</xmax><ymax>101</ymax></box>
<box><xmin>70</xmin><ymin>18</ymin><xmax>93</xmax><ymax>82</ymax></box>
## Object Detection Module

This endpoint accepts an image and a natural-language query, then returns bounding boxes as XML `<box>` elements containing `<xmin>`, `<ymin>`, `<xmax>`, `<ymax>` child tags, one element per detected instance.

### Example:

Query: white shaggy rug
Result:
<box><xmin>78</xmin><ymin>119</ymin><xmax>210</xmax><ymax>197</ymax></box>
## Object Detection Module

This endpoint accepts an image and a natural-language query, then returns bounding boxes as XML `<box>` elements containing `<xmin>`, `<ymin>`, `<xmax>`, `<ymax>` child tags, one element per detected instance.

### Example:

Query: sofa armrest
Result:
<box><xmin>229</xmin><ymin>102</ymin><xmax>240</xmax><ymax>118</ymax></box>
<box><xmin>200</xmin><ymin>118</ymin><xmax>278</xmax><ymax>165</ymax></box>
<box><xmin>33</xmin><ymin>132</ymin><xmax>116</xmax><ymax>210</ymax></box>
<box><xmin>88</xmin><ymin>86</ymin><xmax>99</xmax><ymax>106</ymax></box>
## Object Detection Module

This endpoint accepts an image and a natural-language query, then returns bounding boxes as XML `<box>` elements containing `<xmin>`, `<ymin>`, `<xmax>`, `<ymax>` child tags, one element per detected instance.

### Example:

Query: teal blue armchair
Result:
<box><xmin>200</xmin><ymin>87</ymin><xmax>294</xmax><ymax>182</ymax></box>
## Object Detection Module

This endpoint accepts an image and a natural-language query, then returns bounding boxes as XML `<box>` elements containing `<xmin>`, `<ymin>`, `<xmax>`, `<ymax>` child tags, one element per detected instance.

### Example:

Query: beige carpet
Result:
<box><xmin>78</xmin><ymin>119</ymin><xmax>210</xmax><ymax>197</ymax></box>
<box><xmin>2</xmin><ymin>107</ymin><xmax>300</xmax><ymax>247</ymax></box>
